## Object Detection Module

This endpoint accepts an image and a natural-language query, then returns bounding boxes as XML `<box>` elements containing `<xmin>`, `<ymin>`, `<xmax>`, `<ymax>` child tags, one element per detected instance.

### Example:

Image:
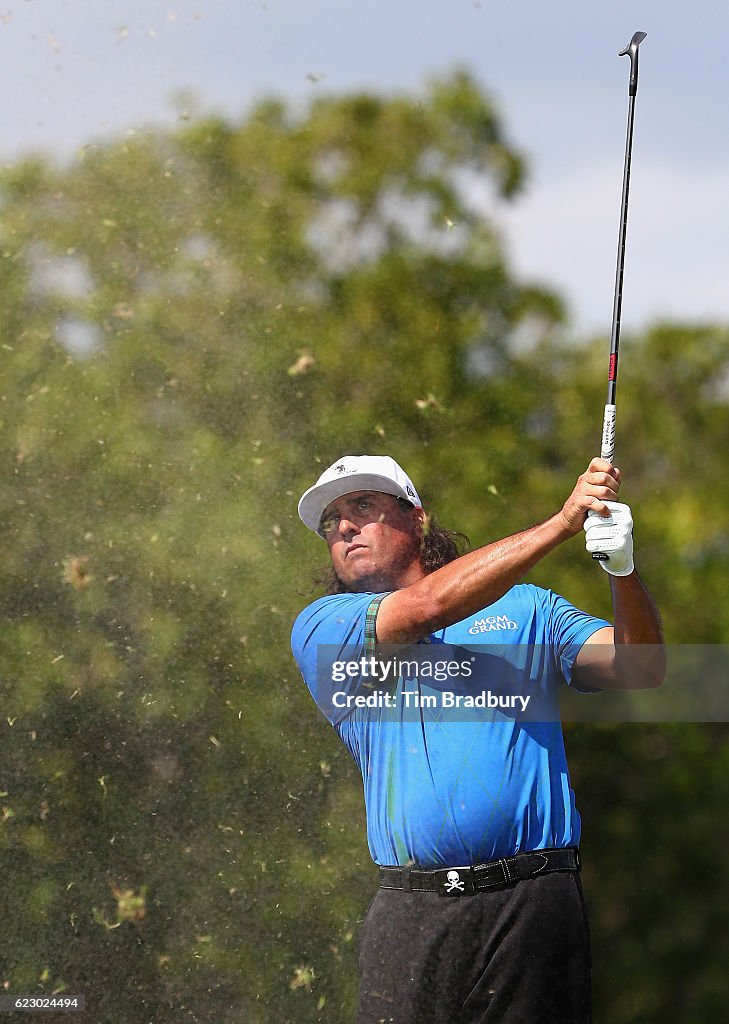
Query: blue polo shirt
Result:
<box><xmin>291</xmin><ymin>584</ymin><xmax>608</xmax><ymax>868</ymax></box>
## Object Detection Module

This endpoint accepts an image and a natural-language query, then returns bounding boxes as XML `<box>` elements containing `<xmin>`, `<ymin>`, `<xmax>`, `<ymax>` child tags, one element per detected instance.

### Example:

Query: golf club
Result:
<box><xmin>591</xmin><ymin>30</ymin><xmax>646</xmax><ymax>562</ymax></box>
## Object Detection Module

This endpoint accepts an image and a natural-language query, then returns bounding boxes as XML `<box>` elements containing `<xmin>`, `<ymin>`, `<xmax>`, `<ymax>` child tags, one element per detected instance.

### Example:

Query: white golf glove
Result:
<box><xmin>583</xmin><ymin>501</ymin><xmax>634</xmax><ymax>576</ymax></box>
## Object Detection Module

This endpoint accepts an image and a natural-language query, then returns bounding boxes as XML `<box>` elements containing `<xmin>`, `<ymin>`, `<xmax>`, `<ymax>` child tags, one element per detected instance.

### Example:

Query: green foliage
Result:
<box><xmin>0</xmin><ymin>71</ymin><xmax>726</xmax><ymax>1022</ymax></box>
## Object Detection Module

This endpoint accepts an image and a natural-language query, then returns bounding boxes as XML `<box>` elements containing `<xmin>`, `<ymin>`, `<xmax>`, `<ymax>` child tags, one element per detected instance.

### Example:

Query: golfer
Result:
<box><xmin>291</xmin><ymin>454</ymin><xmax>664</xmax><ymax>1024</ymax></box>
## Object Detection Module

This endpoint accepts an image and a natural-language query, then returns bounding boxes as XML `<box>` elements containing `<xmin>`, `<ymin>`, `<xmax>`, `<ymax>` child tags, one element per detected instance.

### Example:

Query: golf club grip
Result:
<box><xmin>600</xmin><ymin>402</ymin><xmax>616</xmax><ymax>464</ymax></box>
<box><xmin>589</xmin><ymin>403</ymin><xmax>617</xmax><ymax>561</ymax></box>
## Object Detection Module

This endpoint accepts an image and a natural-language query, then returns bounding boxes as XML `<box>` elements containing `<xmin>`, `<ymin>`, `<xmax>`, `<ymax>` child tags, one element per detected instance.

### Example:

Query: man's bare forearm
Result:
<box><xmin>611</xmin><ymin>570</ymin><xmax>666</xmax><ymax>687</ymax></box>
<box><xmin>377</xmin><ymin>513</ymin><xmax>571</xmax><ymax>643</ymax></box>
<box><xmin>610</xmin><ymin>570</ymin><xmax>663</xmax><ymax>645</ymax></box>
<box><xmin>575</xmin><ymin>570</ymin><xmax>666</xmax><ymax>690</ymax></box>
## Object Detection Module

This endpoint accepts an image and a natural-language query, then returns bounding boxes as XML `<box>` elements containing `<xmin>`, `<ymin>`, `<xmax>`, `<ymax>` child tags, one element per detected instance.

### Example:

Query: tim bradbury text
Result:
<box><xmin>331</xmin><ymin>691</ymin><xmax>532</xmax><ymax>712</ymax></box>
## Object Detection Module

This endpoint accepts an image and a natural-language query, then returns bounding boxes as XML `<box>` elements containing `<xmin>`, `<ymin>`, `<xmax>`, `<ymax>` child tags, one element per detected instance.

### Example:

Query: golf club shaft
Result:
<box><xmin>592</xmin><ymin>31</ymin><xmax>646</xmax><ymax>561</ymax></box>
<box><xmin>600</xmin><ymin>46</ymin><xmax>642</xmax><ymax>460</ymax></box>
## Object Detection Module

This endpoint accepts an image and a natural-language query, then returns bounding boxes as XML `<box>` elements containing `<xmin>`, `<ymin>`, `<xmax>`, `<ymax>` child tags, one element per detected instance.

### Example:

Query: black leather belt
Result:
<box><xmin>379</xmin><ymin>847</ymin><xmax>580</xmax><ymax>897</ymax></box>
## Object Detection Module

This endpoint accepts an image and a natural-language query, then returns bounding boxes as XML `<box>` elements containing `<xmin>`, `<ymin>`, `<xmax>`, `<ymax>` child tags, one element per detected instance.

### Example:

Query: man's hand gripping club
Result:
<box><xmin>558</xmin><ymin>458</ymin><xmax>634</xmax><ymax>576</ymax></box>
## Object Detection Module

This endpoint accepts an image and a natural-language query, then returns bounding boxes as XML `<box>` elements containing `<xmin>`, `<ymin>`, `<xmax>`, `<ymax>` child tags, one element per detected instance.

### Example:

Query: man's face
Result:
<box><xmin>320</xmin><ymin>490</ymin><xmax>425</xmax><ymax>592</ymax></box>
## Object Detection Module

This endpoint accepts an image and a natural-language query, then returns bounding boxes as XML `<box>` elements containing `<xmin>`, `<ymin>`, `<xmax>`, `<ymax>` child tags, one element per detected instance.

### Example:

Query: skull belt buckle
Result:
<box><xmin>435</xmin><ymin>866</ymin><xmax>474</xmax><ymax>897</ymax></box>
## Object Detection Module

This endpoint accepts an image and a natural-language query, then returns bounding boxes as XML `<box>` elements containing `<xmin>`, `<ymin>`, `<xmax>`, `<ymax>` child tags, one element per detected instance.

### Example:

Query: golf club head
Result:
<box><xmin>619</xmin><ymin>31</ymin><xmax>647</xmax><ymax>96</ymax></box>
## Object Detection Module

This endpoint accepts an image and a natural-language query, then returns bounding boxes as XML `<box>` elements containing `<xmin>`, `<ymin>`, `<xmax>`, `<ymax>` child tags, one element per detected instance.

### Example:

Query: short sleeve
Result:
<box><xmin>539</xmin><ymin>589</ymin><xmax>610</xmax><ymax>687</ymax></box>
<box><xmin>291</xmin><ymin>592</ymin><xmax>388</xmax><ymax>723</ymax></box>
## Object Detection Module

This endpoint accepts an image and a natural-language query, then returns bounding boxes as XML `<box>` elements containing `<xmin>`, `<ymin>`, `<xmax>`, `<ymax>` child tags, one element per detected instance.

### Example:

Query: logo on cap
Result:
<box><xmin>335</xmin><ymin>464</ymin><xmax>347</xmax><ymax>474</ymax></box>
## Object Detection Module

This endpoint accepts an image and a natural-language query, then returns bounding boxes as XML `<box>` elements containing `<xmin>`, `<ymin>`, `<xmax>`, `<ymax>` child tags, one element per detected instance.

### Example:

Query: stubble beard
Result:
<box><xmin>339</xmin><ymin>534</ymin><xmax>424</xmax><ymax>593</ymax></box>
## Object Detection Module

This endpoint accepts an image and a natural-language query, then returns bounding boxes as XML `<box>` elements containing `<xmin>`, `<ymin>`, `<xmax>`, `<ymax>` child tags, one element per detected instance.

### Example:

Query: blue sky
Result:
<box><xmin>2</xmin><ymin>0</ymin><xmax>727</xmax><ymax>336</ymax></box>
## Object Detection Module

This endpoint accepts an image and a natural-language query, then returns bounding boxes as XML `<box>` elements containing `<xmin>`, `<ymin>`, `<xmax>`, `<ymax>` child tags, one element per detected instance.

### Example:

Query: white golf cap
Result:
<box><xmin>297</xmin><ymin>455</ymin><xmax>422</xmax><ymax>535</ymax></box>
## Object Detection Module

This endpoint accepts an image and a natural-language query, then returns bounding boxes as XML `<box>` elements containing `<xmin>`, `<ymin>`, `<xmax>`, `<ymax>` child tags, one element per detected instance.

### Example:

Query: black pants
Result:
<box><xmin>357</xmin><ymin>871</ymin><xmax>591</xmax><ymax>1024</ymax></box>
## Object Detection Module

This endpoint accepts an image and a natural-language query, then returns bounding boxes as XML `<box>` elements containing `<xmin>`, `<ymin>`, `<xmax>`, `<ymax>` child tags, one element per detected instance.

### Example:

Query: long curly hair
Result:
<box><xmin>312</xmin><ymin>500</ymin><xmax>470</xmax><ymax>595</ymax></box>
